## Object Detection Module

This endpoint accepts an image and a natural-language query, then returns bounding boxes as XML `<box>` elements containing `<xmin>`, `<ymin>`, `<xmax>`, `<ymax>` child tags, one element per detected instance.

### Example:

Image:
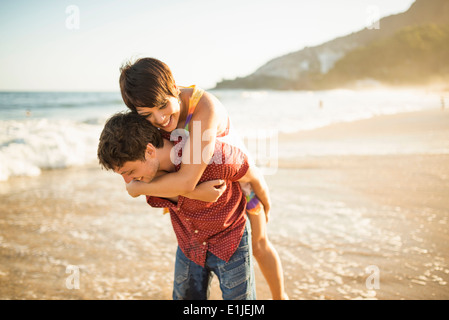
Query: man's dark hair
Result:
<box><xmin>97</xmin><ymin>112</ymin><xmax>164</xmax><ymax>170</ymax></box>
<box><xmin>119</xmin><ymin>57</ymin><xmax>179</xmax><ymax>113</ymax></box>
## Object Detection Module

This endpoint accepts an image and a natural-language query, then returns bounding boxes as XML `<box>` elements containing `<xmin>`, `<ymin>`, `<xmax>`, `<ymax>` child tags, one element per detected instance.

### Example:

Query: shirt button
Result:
<box><xmin>194</xmin><ymin>230</ymin><xmax>198</xmax><ymax>234</ymax></box>
<box><xmin>202</xmin><ymin>242</ymin><xmax>207</xmax><ymax>246</ymax></box>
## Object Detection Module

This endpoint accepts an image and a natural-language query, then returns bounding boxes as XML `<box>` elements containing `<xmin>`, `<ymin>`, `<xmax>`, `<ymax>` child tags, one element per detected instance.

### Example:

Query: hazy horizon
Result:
<box><xmin>0</xmin><ymin>0</ymin><xmax>415</xmax><ymax>92</ymax></box>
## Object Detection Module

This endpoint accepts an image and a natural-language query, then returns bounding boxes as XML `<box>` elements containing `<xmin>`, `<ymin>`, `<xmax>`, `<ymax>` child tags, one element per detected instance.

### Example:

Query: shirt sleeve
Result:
<box><xmin>146</xmin><ymin>195</ymin><xmax>177</xmax><ymax>208</ymax></box>
<box><xmin>217</xmin><ymin>142</ymin><xmax>249</xmax><ymax>182</ymax></box>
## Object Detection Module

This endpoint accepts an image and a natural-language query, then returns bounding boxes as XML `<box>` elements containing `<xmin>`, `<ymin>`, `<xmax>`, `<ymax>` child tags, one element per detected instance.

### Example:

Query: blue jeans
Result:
<box><xmin>173</xmin><ymin>221</ymin><xmax>256</xmax><ymax>300</ymax></box>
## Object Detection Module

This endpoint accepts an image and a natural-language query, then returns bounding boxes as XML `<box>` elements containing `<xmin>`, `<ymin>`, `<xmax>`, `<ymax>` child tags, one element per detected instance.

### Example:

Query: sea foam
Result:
<box><xmin>0</xmin><ymin>118</ymin><xmax>102</xmax><ymax>181</ymax></box>
<box><xmin>0</xmin><ymin>88</ymin><xmax>444</xmax><ymax>181</ymax></box>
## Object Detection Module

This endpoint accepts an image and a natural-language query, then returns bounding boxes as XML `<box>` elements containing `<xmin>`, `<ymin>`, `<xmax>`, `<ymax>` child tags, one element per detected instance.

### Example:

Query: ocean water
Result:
<box><xmin>0</xmin><ymin>92</ymin><xmax>125</xmax><ymax>181</ymax></box>
<box><xmin>0</xmin><ymin>88</ymin><xmax>443</xmax><ymax>181</ymax></box>
<box><xmin>1</xmin><ymin>90</ymin><xmax>448</xmax><ymax>300</ymax></box>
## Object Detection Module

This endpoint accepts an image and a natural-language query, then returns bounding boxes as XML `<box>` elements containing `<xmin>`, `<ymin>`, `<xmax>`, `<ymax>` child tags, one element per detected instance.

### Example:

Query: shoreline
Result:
<box><xmin>276</xmin><ymin>108</ymin><xmax>449</xmax><ymax>160</ymax></box>
<box><xmin>3</xmin><ymin>106</ymin><xmax>447</xmax><ymax>183</ymax></box>
<box><xmin>1</xmin><ymin>107</ymin><xmax>448</xmax><ymax>299</ymax></box>
<box><xmin>280</xmin><ymin>107</ymin><xmax>449</xmax><ymax>141</ymax></box>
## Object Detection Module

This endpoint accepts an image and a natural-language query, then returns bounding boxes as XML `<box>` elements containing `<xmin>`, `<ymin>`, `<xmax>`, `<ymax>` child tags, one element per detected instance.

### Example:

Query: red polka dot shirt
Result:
<box><xmin>146</xmin><ymin>139</ymin><xmax>249</xmax><ymax>267</ymax></box>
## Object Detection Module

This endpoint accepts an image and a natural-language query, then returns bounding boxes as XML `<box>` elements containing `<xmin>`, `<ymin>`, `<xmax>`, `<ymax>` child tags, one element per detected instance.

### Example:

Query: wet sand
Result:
<box><xmin>1</xmin><ymin>108</ymin><xmax>448</xmax><ymax>299</ymax></box>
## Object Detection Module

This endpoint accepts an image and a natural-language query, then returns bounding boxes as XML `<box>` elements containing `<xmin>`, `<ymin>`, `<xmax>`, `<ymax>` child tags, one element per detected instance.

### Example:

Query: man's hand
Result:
<box><xmin>238</xmin><ymin>166</ymin><xmax>271</xmax><ymax>223</ymax></box>
<box><xmin>184</xmin><ymin>179</ymin><xmax>227</xmax><ymax>202</ymax></box>
<box><xmin>263</xmin><ymin>201</ymin><xmax>271</xmax><ymax>223</ymax></box>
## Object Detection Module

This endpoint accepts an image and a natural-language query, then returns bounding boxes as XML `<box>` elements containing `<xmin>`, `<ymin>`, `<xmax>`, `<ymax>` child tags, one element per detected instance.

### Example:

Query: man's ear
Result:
<box><xmin>145</xmin><ymin>143</ymin><xmax>157</xmax><ymax>159</ymax></box>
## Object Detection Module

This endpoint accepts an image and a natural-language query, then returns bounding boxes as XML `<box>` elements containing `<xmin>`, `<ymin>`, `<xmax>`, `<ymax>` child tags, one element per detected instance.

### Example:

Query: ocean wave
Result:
<box><xmin>0</xmin><ymin>118</ymin><xmax>102</xmax><ymax>181</ymax></box>
<box><xmin>0</xmin><ymin>89</ymin><xmax>443</xmax><ymax>181</ymax></box>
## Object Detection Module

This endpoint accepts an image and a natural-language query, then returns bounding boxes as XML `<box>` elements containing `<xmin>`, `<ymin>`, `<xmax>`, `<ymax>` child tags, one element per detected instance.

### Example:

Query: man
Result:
<box><xmin>97</xmin><ymin>112</ymin><xmax>269</xmax><ymax>300</ymax></box>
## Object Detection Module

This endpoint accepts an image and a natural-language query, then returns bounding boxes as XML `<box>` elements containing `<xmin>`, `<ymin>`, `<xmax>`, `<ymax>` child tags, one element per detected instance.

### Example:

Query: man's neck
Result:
<box><xmin>157</xmin><ymin>138</ymin><xmax>176</xmax><ymax>172</ymax></box>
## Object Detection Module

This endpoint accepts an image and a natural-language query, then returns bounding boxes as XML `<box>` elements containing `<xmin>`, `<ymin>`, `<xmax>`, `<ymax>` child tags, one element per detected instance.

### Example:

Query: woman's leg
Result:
<box><xmin>248</xmin><ymin>211</ymin><xmax>287</xmax><ymax>300</ymax></box>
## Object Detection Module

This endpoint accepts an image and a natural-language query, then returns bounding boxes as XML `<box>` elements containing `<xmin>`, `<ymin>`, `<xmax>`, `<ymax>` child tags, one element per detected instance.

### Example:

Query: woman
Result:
<box><xmin>119</xmin><ymin>57</ymin><xmax>287</xmax><ymax>300</ymax></box>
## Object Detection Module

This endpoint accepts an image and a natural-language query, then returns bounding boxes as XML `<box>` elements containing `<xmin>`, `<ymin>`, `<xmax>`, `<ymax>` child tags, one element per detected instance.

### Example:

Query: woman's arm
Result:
<box><xmin>128</xmin><ymin>165</ymin><xmax>226</xmax><ymax>202</ymax></box>
<box><xmin>127</xmin><ymin>92</ymin><xmax>221</xmax><ymax>198</ymax></box>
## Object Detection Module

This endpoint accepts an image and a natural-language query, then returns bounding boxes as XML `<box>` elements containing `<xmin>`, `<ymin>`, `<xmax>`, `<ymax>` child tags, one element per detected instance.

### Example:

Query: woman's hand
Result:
<box><xmin>126</xmin><ymin>180</ymin><xmax>146</xmax><ymax>198</ymax></box>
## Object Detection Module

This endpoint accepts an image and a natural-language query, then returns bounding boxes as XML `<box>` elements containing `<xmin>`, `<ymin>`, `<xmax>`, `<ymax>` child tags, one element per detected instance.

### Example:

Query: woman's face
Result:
<box><xmin>136</xmin><ymin>96</ymin><xmax>180</xmax><ymax>132</ymax></box>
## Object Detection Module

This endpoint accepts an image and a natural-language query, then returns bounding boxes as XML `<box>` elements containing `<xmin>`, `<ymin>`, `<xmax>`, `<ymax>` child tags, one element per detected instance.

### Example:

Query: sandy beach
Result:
<box><xmin>1</xmin><ymin>108</ymin><xmax>448</xmax><ymax>300</ymax></box>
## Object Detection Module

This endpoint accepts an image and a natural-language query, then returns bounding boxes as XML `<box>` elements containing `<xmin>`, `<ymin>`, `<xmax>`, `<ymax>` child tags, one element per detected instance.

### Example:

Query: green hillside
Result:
<box><xmin>323</xmin><ymin>24</ymin><xmax>449</xmax><ymax>86</ymax></box>
<box><xmin>214</xmin><ymin>0</ymin><xmax>449</xmax><ymax>90</ymax></box>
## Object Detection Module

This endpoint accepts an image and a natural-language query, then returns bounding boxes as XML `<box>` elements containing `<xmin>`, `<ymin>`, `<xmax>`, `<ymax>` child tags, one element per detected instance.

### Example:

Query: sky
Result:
<box><xmin>0</xmin><ymin>0</ymin><xmax>416</xmax><ymax>91</ymax></box>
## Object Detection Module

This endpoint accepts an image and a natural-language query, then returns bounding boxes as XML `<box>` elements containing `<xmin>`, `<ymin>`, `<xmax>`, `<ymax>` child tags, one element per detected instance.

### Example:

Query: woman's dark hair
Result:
<box><xmin>119</xmin><ymin>57</ymin><xmax>178</xmax><ymax>113</ymax></box>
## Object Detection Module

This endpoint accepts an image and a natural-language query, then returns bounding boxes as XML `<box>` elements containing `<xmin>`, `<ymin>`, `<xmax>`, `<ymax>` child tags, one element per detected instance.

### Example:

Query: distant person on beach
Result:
<box><xmin>118</xmin><ymin>57</ymin><xmax>287</xmax><ymax>300</ymax></box>
<box><xmin>441</xmin><ymin>96</ymin><xmax>445</xmax><ymax>111</ymax></box>
<box><xmin>98</xmin><ymin>112</ymin><xmax>259</xmax><ymax>300</ymax></box>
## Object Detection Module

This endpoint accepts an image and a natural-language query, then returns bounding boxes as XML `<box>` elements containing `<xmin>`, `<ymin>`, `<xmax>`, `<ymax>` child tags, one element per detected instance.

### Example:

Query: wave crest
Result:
<box><xmin>0</xmin><ymin>119</ymin><xmax>102</xmax><ymax>181</ymax></box>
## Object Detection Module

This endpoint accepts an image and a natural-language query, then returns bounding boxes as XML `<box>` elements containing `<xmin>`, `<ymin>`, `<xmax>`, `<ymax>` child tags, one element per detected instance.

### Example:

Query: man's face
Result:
<box><xmin>114</xmin><ymin>146</ymin><xmax>160</xmax><ymax>184</ymax></box>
